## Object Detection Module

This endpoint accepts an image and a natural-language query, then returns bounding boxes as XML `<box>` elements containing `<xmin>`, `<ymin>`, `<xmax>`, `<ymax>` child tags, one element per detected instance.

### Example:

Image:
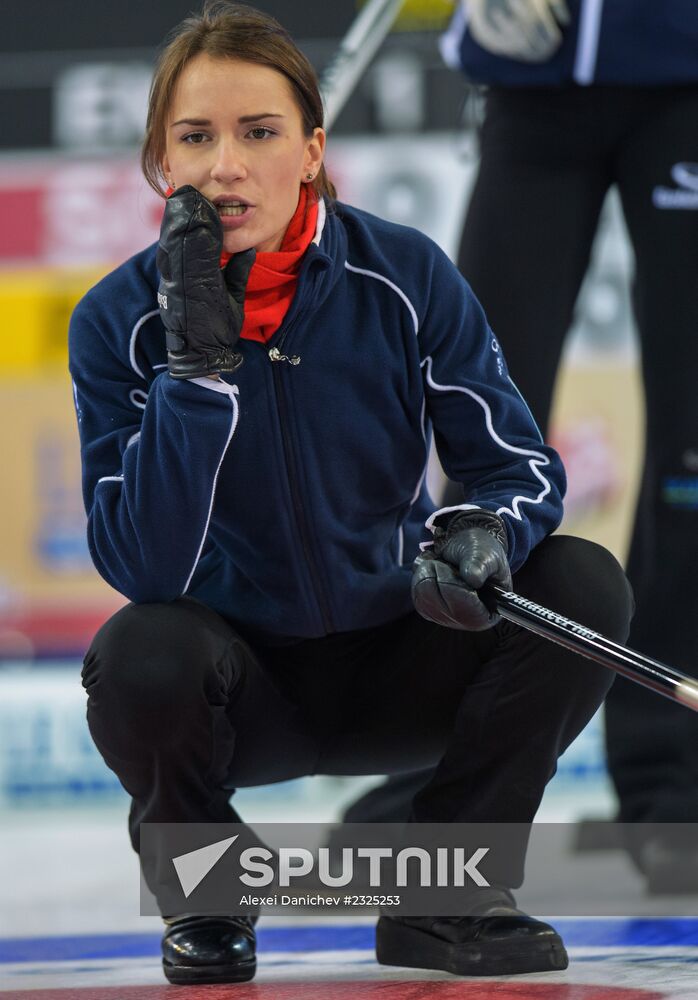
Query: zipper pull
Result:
<box><xmin>269</xmin><ymin>347</ymin><xmax>301</xmax><ymax>366</ymax></box>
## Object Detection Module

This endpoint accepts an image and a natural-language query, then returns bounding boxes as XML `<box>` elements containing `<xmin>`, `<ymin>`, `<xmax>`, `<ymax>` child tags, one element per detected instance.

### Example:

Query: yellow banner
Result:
<box><xmin>359</xmin><ymin>0</ymin><xmax>456</xmax><ymax>32</ymax></box>
<box><xmin>0</xmin><ymin>267</ymin><xmax>109</xmax><ymax>373</ymax></box>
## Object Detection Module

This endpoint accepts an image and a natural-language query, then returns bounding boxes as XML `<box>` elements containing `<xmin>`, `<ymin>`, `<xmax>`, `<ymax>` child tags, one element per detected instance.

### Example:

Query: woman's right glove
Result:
<box><xmin>465</xmin><ymin>0</ymin><xmax>569</xmax><ymax>63</ymax></box>
<box><xmin>411</xmin><ymin>510</ymin><xmax>512</xmax><ymax>631</ymax></box>
<box><xmin>156</xmin><ymin>185</ymin><xmax>256</xmax><ymax>379</ymax></box>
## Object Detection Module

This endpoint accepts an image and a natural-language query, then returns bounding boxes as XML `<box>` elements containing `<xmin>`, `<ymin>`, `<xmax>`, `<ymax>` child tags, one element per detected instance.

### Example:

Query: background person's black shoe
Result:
<box><xmin>376</xmin><ymin>890</ymin><xmax>568</xmax><ymax>977</ymax></box>
<box><xmin>161</xmin><ymin>915</ymin><xmax>256</xmax><ymax>985</ymax></box>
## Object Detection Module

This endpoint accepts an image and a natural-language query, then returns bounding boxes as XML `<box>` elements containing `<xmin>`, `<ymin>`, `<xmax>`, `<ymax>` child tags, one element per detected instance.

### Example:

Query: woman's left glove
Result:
<box><xmin>411</xmin><ymin>510</ymin><xmax>512</xmax><ymax>631</ymax></box>
<box><xmin>156</xmin><ymin>185</ymin><xmax>256</xmax><ymax>379</ymax></box>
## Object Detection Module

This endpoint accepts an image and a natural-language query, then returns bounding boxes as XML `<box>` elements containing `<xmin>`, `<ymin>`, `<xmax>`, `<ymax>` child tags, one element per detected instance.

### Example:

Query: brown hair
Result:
<box><xmin>141</xmin><ymin>1</ymin><xmax>336</xmax><ymax>202</ymax></box>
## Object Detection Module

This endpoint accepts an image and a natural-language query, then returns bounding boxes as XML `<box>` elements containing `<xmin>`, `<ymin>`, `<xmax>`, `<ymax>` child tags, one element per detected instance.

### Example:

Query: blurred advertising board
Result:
<box><xmin>0</xmin><ymin>156</ymin><xmax>161</xmax><ymax>658</ymax></box>
<box><xmin>0</xmin><ymin>375</ymin><xmax>125</xmax><ymax>659</ymax></box>
<box><xmin>0</xmin><ymin>157</ymin><xmax>162</xmax><ymax>268</ymax></box>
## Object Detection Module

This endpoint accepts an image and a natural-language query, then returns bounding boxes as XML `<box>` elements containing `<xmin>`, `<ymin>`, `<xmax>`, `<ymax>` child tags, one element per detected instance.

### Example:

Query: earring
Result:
<box><xmin>305</xmin><ymin>172</ymin><xmax>314</xmax><ymax>181</ymax></box>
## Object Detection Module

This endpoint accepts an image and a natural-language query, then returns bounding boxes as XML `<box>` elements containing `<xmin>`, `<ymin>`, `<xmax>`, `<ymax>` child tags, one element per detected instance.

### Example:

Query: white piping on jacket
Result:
<box><xmin>397</xmin><ymin>527</ymin><xmax>404</xmax><ymax>566</ymax></box>
<box><xmin>507</xmin><ymin>376</ymin><xmax>544</xmax><ymax>443</ymax></box>
<box><xmin>182</xmin><ymin>381</ymin><xmax>241</xmax><ymax>593</ymax></box>
<box><xmin>411</xmin><ymin>393</ymin><xmax>429</xmax><ymax>506</ymax></box>
<box><xmin>95</xmin><ymin>436</ymin><xmax>140</xmax><ymax>486</ymax></box>
<box><xmin>395</xmin><ymin>345</ymin><xmax>430</xmax><ymax>565</ymax></box>
<box><xmin>93</xmin><ymin>383</ymin><xmax>240</xmax><ymax>591</ymax></box>
<box><xmin>129</xmin><ymin>389</ymin><xmax>148</xmax><ymax>410</ymax></box>
<box><xmin>129</xmin><ymin>309</ymin><xmax>159</xmax><ymax>381</ymax></box>
<box><xmin>188</xmin><ymin>376</ymin><xmax>238</xmax><ymax>395</ymax></box>
<box><xmin>574</xmin><ymin>0</ymin><xmax>604</xmax><ymax>85</ymax></box>
<box><xmin>344</xmin><ymin>261</ymin><xmax>420</xmax><ymax>335</ymax></box>
<box><xmin>421</xmin><ymin>356</ymin><xmax>552</xmax><ymax>525</ymax></box>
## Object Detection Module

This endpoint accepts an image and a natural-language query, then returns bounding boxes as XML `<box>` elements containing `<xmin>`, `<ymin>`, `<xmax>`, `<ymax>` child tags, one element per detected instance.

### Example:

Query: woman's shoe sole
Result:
<box><xmin>163</xmin><ymin>957</ymin><xmax>256</xmax><ymax>984</ymax></box>
<box><xmin>375</xmin><ymin>917</ymin><xmax>568</xmax><ymax>976</ymax></box>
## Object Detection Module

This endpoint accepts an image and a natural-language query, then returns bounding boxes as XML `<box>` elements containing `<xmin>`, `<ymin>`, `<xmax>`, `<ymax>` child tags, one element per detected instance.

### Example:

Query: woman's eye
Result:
<box><xmin>248</xmin><ymin>126</ymin><xmax>275</xmax><ymax>140</ymax></box>
<box><xmin>182</xmin><ymin>132</ymin><xmax>207</xmax><ymax>144</ymax></box>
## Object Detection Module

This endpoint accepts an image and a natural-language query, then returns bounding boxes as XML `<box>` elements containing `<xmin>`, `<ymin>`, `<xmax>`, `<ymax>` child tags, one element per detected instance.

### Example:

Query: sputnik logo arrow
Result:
<box><xmin>172</xmin><ymin>835</ymin><xmax>239</xmax><ymax>898</ymax></box>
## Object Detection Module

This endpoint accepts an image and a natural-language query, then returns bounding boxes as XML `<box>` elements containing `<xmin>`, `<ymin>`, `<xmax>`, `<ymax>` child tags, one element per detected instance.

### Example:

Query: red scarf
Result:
<box><xmin>221</xmin><ymin>185</ymin><xmax>319</xmax><ymax>343</ymax></box>
<box><xmin>163</xmin><ymin>185</ymin><xmax>319</xmax><ymax>344</ymax></box>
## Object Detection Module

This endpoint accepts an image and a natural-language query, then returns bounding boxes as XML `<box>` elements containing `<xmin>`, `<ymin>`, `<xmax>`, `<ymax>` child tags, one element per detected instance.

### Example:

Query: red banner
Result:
<box><xmin>0</xmin><ymin>157</ymin><xmax>164</xmax><ymax>267</ymax></box>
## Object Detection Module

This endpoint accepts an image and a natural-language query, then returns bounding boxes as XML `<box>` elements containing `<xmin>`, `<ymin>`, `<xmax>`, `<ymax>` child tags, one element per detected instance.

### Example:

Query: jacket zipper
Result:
<box><xmin>265</xmin><ymin>255</ymin><xmax>335</xmax><ymax>633</ymax></box>
<box><xmin>271</xmin><ymin>358</ymin><xmax>335</xmax><ymax>634</ymax></box>
<box><xmin>267</xmin><ymin>247</ymin><xmax>323</xmax><ymax>366</ymax></box>
<box><xmin>269</xmin><ymin>315</ymin><xmax>301</xmax><ymax>365</ymax></box>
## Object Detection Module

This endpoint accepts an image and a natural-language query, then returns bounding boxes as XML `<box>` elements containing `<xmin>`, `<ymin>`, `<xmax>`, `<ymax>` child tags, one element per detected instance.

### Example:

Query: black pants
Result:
<box><xmin>455</xmin><ymin>84</ymin><xmax>698</xmax><ymax>824</ymax></box>
<box><xmin>82</xmin><ymin>535</ymin><xmax>632</xmax><ymax>863</ymax></box>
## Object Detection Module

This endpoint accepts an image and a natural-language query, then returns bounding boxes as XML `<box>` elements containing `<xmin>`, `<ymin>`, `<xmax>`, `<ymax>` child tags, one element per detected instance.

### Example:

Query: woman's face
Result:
<box><xmin>162</xmin><ymin>54</ymin><xmax>325</xmax><ymax>254</ymax></box>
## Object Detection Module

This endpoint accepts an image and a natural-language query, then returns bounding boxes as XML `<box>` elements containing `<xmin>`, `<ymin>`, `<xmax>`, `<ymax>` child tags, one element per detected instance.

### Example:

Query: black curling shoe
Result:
<box><xmin>161</xmin><ymin>915</ymin><xmax>256</xmax><ymax>985</ymax></box>
<box><xmin>376</xmin><ymin>890</ymin><xmax>568</xmax><ymax>977</ymax></box>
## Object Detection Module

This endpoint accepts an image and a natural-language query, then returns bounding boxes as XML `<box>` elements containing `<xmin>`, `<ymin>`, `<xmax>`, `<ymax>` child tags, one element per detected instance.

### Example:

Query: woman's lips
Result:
<box><xmin>218</xmin><ymin>205</ymin><xmax>254</xmax><ymax>228</ymax></box>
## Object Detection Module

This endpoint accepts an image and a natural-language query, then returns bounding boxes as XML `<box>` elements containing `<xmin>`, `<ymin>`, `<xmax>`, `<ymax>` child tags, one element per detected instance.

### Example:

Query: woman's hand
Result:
<box><xmin>411</xmin><ymin>511</ymin><xmax>512</xmax><ymax>630</ymax></box>
<box><xmin>156</xmin><ymin>185</ymin><xmax>256</xmax><ymax>379</ymax></box>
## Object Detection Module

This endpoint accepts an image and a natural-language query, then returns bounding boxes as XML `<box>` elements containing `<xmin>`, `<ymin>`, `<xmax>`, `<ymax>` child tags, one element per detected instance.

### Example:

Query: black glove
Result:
<box><xmin>411</xmin><ymin>510</ymin><xmax>512</xmax><ymax>631</ymax></box>
<box><xmin>156</xmin><ymin>185</ymin><xmax>256</xmax><ymax>379</ymax></box>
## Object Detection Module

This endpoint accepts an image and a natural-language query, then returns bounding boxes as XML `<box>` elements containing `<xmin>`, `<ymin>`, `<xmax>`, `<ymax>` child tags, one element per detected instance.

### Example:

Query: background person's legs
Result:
<box><xmin>339</xmin><ymin>768</ymin><xmax>434</xmax><ymax>822</ymax></box>
<box><xmin>458</xmin><ymin>86</ymin><xmax>610</xmax><ymax>435</ymax></box>
<box><xmin>605</xmin><ymin>86</ymin><xmax>698</xmax><ymax>872</ymax></box>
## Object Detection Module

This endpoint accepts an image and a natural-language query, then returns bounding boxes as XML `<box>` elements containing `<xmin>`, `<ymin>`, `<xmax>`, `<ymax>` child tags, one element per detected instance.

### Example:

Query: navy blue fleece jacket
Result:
<box><xmin>69</xmin><ymin>200</ymin><xmax>565</xmax><ymax>640</ymax></box>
